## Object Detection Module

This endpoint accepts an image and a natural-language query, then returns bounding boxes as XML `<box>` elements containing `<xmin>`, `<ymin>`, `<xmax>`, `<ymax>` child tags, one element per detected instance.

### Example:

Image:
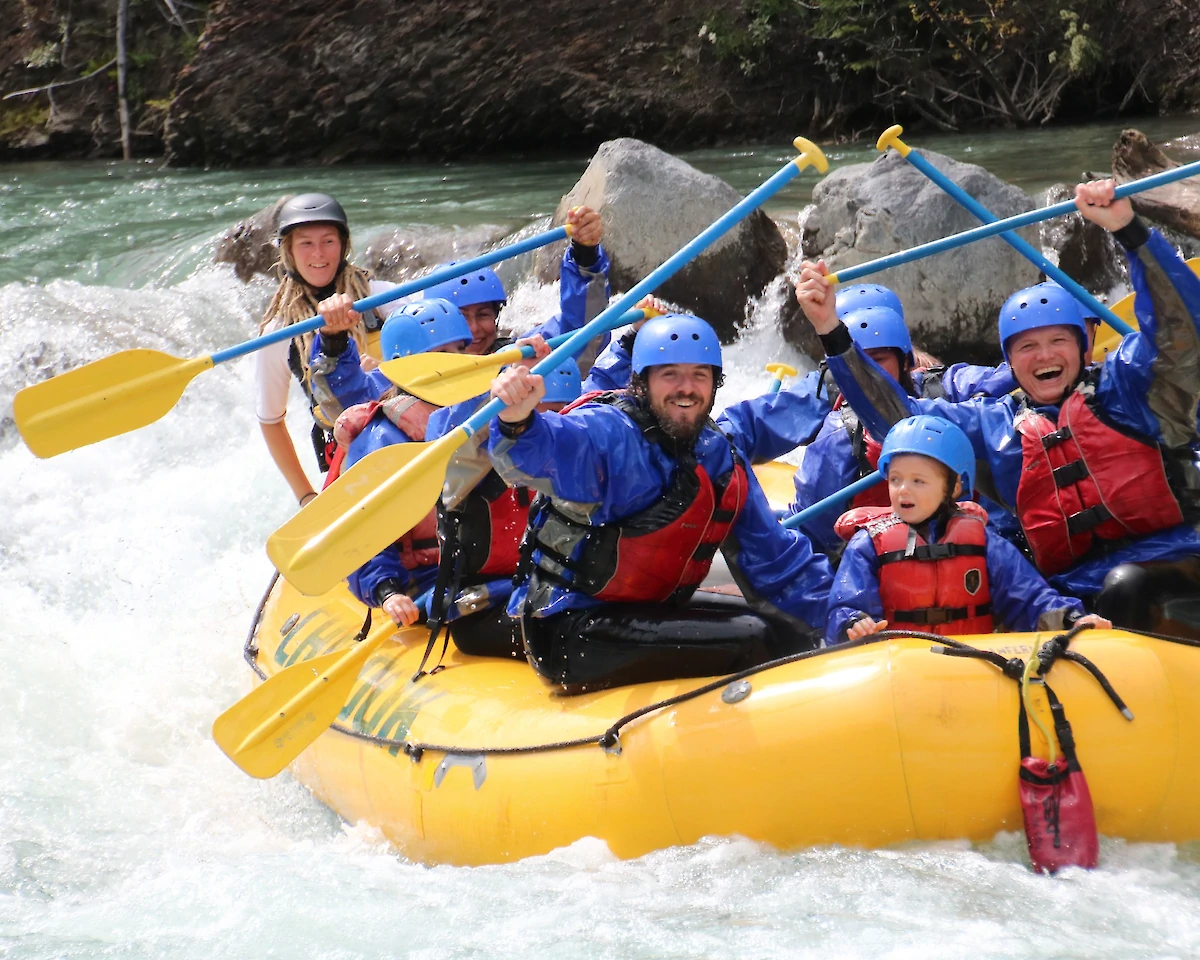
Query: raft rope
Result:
<box><xmin>244</xmin><ymin>576</ymin><xmax>1172</xmax><ymax>763</ymax></box>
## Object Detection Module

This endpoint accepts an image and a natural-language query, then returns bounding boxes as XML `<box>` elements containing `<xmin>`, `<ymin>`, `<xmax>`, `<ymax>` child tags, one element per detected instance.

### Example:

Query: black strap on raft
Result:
<box><xmin>931</xmin><ymin>622</ymin><xmax>1134</xmax><ymax>720</ymax></box>
<box><xmin>353</xmin><ymin>607</ymin><xmax>372</xmax><ymax>644</ymax></box>
<box><xmin>413</xmin><ymin>513</ymin><xmax>465</xmax><ymax>683</ymax></box>
<box><xmin>1018</xmin><ymin>684</ymin><xmax>1081</xmax><ymax>774</ymax></box>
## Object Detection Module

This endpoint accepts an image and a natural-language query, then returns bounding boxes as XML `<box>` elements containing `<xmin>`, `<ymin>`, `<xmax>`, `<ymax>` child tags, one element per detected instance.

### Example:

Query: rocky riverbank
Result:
<box><xmin>4</xmin><ymin>0</ymin><xmax>1200</xmax><ymax>164</ymax></box>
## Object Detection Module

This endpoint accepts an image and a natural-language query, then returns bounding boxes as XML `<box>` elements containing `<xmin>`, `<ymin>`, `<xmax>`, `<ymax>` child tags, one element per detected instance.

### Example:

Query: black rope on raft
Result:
<box><xmin>244</xmin><ymin>571</ymin><xmax>281</xmax><ymax>681</ymax></box>
<box><xmin>239</xmin><ymin>581</ymin><xmax>1200</xmax><ymax>759</ymax></box>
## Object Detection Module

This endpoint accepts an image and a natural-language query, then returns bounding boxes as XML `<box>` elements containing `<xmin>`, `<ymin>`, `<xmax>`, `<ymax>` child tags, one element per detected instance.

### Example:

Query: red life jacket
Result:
<box><xmin>324</xmin><ymin>394</ymin><xmax>435</xmax><ymax>483</ymax></box>
<box><xmin>527</xmin><ymin>392</ymin><xmax>749</xmax><ymax>605</ymax></box>
<box><xmin>446</xmin><ymin>471</ymin><xmax>535</xmax><ymax>580</ymax></box>
<box><xmin>834</xmin><ymin>397</ymin><xmax>889</xmax><ymax>509</ymax></box>
<box><xmin>835</xmin><ymin>501</ymin><xmax>994</xmax><ymax>635</ymax></box>
<box><xmin>1014</xmin><ymin>388</ymin><xmax>1185</xmax><ymax>575</ymax></box>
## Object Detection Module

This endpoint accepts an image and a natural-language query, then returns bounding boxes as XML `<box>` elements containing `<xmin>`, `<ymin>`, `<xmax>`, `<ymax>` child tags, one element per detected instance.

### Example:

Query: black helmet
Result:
<box><xmin>277</xmin><ymin>193</ymin><xmax>349</xmax><ymax>238</ymax></box>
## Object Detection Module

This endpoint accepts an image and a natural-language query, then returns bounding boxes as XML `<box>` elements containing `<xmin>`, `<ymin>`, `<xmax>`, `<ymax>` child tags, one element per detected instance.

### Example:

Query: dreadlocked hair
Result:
<box><xmin>260</xmin><ymin>231</ymin><xmax>373</xmax><ymax>388</ymax></box>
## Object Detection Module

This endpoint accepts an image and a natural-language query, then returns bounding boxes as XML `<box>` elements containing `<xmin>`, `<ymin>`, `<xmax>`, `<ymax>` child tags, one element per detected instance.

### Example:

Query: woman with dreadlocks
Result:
<box><xmin>253</xmin><ymin>193</ymin><xmax>395</xmax><ymax>508</ymax></box>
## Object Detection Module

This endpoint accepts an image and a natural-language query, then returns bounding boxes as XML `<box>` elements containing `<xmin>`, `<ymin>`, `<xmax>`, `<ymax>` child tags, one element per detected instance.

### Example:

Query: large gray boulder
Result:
<box><xmin>800</xmin><ymin>150</ymin><xmax>1040</xmax><ymax>362</ymax></box>
<box><xmin>213</xmin><ymin>197</ymin><xmax>290</xmax><ymax>282</ymax></box>
<box><xmin>1039</xmin><ymin>183</ymin><xmax>1127</xmax><ymax>299</ymax></box>
<box><xmin>535</xmin><ymin>138</ymin><xmax>788</xmax><ymax>342</ymax></box>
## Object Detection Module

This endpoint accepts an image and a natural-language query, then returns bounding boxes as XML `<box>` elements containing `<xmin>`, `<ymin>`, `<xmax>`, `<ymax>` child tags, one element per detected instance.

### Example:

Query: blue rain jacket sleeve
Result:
<box><xmin>826</xmin><ymin>532</ymin><xmax>884</xmax><ymax>643</ymax></box>
<box><xmin>343</xmin><ymin>418</ymin><xmax>417</xmax><ymax>607</ymax></box>
<box><xmin>310</xmin><ymin>334</ymin><xmax>391</xmax><ymax>409</ymax></box>
<box><xmin>524</xmin><ymin>243</ymin><xmax>612</xmax><ymax>342</ymax></box>
<box><xmin>715</xmin><ymin>371</ymin><xmax>831</xmax><ymax>463</ymax></box>
<box><xmin>938</xmin><ymin>362</ymin><xmax>1017</xmax><ymax>402</ymax></box>
<box><xmin>985</xmin><ymin>534</ymin><xmax>1083</xmax><ymax>631</ymax></box>
<box><xmin>582</xmin><ymin>330</ymin><xmax>633</xmax><ymax>392</ymax></box>
<box><xmin>489</xmin><ymin>403</ymin><xmax>832</xmax><ymax>628</ymax></box>
<box><xmin>787</xmin><ymin>410</ymin><xmax>865</xmax><ymax>554</ymax></box>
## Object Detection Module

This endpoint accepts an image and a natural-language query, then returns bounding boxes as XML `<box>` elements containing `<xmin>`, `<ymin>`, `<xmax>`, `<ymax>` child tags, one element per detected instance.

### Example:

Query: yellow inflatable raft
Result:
<box><xmin>244</xmin><ymin>568</ymin><xmax>1200</xmax><ymax>867</ymax></box>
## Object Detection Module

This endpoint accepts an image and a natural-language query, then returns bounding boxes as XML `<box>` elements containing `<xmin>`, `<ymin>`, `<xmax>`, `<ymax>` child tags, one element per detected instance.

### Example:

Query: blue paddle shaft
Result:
<box><xmin>898</xmin><ymin>148</ymin><xmax>1132</xmax><ymax>335</ymax></box>
<box><xmin>835</xmin><ymin>157</ymin><xmax>1200</xmax><ymax>285</ymax></box>
<box><xmin>782</xmin><ymin>472</ymin><xmax>883</xmax><ymax>529</ymax></box>
<box><xmin>461</xmin><ymin>159</ymin><xmax>809</xmax><ymax>438</ymax></box>
<box><xmin>209</xmin><ymin>226</ymin><xmax>570</xmax><ymax>366</ymax></box>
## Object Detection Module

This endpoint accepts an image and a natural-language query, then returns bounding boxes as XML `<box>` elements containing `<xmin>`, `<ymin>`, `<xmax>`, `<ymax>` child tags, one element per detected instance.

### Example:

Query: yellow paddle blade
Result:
<box><xmin>753</xmin><ymin>460</ymin><xmax>798</xmax><ymax>513</ymax></box>
<box><xmin>267</xmin><ymin>431</ymin><xmax>465</xmax><ymax>596</ymax></box>
<box><xmin>13</xmin><ymin>349</ymin><xmax>213</xmax><ymax>458</ymax></box>
<box><xmin>212</xmin><ymin>630</ymin><xmax>391</xmax><ymax>779</ymax></box>
<box><xmin>378</xmin><ymin>345</ymin><xmax>525</xmax><ymax>406</ymax></box>
<box><xmin>1093</xmin><ymin>257</ymin><xmax>1200</xmax><ymax>361</ymax></box>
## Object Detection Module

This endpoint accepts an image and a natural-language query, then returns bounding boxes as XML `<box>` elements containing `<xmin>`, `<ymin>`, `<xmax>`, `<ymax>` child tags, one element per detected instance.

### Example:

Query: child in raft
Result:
<box><xmin>826</xmin><ymin>414</ymin><xmax>1111</xmax><ymax>644</ymax></box>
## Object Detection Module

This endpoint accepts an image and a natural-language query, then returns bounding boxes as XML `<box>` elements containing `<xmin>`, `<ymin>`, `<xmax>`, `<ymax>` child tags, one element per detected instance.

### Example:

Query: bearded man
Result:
<box><xmin>487</xmin><ymin>314</ymin><xmax>832</xmax><ymax>694</ymax></box>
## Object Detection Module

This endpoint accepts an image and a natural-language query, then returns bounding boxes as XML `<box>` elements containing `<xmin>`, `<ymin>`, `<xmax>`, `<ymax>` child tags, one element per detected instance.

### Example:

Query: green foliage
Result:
<box><xmin>699</xmin><ymin>0</ymin><xmax>802</xmax><ymax>78</ymax></box>
<box><xmin>0</xmin><ymin>102</ymin><xmax>49</xmax><ymax>140</ymax></box>
<box><xmin>23</xmin><ymin>41</ymin><xmax>60</xmax><ymax>68</ymax></box>
<box><xmin>796</xmin><ymin>0</ymin><xmax>1114</xmax><ymax>125</ymax></box>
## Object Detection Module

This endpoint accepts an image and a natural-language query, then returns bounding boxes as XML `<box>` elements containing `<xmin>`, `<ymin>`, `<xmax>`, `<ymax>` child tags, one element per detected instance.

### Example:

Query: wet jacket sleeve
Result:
<box><xmin>582</xmin><ymin>329</ymin><xmax>634</xmax><ymax>392</ymax></box>
<box><xmin>985</xmin><ymin>533</ymin><xmax>1083</xmax><ymax>631</ymax></box>
<box><xmin>825</xmin><ymin>329</ymin><xmax>996</xmax><ymax>464</ymax></box>
<box><xmin>310</xmin><ymin>334</ymin><xmax>390</xmax><ymax>409</ymax></box>
<box><xmin>715</xmin><ymin>371</ymin><xmax>831</xmax><ymax>463</ymax></box>
<box><xmin>488</xmin><ymin>406</ymin><xmax>651</xmax><ymax>508</ymax></box>
<box><xmin>825</xmin><ymin>532</ymin><xmax>884</xmax><ymax>644</ymax></box>
<box><xmin>720</xmin><ymin>470</ymin><xmax>833</xmax><ymax>632</ymax></box>
<box><xmin>525</xmin><ymin>243</ymin><xmax>612</xmax><ymax>341</ymax></box>
<box><xmin>940</xmin><ymin>362</ymin><xmax>1016</xmax><ymax>402</ymax></box>
<box><xmin>1095</xmin><ymin>228</ymin><xmax>1200</xmax><ymax>446</ymax></box>
<box><xmin>347</xmin><ymin>544</ymin><xmax>410</xmax><ymax>608</ymax></box>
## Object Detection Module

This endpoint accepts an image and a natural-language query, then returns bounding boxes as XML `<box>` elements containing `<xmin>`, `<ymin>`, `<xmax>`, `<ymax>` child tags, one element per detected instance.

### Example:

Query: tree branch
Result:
<box><xmin>3</xmin><ymin>58</ymin><xmax>116</xmax><ymax>100</ymax></box>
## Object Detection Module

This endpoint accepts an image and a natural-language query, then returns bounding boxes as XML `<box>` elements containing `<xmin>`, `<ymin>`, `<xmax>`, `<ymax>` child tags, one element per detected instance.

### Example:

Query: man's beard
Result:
<box><xmin>649</xmin><ymin>391</ymin><xmax>715</xmax><ymax>448</ymax></box>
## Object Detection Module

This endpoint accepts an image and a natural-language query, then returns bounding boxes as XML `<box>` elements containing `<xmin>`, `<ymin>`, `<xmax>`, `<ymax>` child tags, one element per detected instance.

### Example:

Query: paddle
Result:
<box><xmin>875</xmin><ymin>125</ymin><xmax>1133</xmax><ymax>337</ymax></box>
<box><xmin>824</xmin><ymin>155</ymin><xmax>1200</xmax><ymax>286</ymax></box>
<box><xmin>267</xmin><ymin>137</ymin><xmax>831</xmax><ymax>596</ymax></box>
<box><xmin>212</xmin><ymin>590</ymin><xmax>431</xmax><ymax>779</ymax></box>
<box><xmin>13</xmin><ymin>225</ymin><xmax>573</xmax><ymax>459</ymax></box>
<box><xmin>765</xmin><ymin>362</ymin><xmax>798</xmax><ymax>393</ymax></box>
<box><xmin>782</xmin><ymin>472</ymin><xmax>883</xmax><ymax>529</ymax></box>
<box><xmin>379</xmin><ymin>307</ymin><xmax>658</xmax><ymax>406</ymax></box>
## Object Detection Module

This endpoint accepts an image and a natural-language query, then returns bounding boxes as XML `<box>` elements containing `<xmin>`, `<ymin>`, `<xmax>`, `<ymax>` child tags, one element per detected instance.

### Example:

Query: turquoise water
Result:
<box><xmin>3</xmin><ymin>118</ymin><xmax>1200</xmax><ymax>959</ymax></box>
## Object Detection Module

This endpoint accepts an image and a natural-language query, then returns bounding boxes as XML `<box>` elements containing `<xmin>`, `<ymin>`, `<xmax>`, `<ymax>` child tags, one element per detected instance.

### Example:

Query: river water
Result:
<box><xmin>3</xmin><ymin>118</ymin><xmax>1200</xmax><ymax>959</ymax></box>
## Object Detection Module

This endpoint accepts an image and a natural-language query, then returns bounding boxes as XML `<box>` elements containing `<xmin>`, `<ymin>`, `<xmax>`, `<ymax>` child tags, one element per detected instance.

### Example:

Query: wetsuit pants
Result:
<box><xmin>519</xmin><ymin>593</ymin><xmax>820</xmax><ymax>695</ymax></box>
<box><xmin>1095</xmin><ymin>557</ymin><xmax>1200</xmax><ymax>641</ymax></box>
<box><xmin>449</xmin><ymin>605</ymin><xmax>525</xmax><ymax>660</ymax></box>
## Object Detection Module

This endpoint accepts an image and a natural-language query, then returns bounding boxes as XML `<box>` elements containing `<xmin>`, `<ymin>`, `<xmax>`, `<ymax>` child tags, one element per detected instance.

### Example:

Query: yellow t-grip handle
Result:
<box><xmin>792</xmin><ymin>137</ymin><xmax>830</xmax><ymax>174</ymax></box>
<box><xmin>766</xmin><ymin>362</ymin><xmax>797</xmax><ymax>393</ymax></box>
<box><xmin>876</xmin><ymin>124</ymin><xmax>912</xmax><ymax>157</ymax></box>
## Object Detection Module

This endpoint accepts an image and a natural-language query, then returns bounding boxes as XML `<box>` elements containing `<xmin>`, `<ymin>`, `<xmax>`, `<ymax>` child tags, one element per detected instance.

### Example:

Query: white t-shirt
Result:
<box><xmin>254</xmin><ymin>279</ymin><xmax>397</xmax><ymax>424</ymax></box>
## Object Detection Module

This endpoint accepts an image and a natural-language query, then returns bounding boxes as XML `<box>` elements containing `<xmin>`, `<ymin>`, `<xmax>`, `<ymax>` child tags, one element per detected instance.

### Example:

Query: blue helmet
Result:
<box><xmin>421</xmin><ymin>262</ymin><xmax>507</xmax><ymax>310</ymax></box>
<box><xmin>878</xmin><ymin>414</ymin><xmax>975</xmax><ymax>493</ymax></box>
<box><xmin>842</xmin><ymin>305</ymin><xmax>914</xmax><ymax>365</ymax></box>
<box><xmin>835</xmin><ymin>282</ymin><xmax>904</xmax><ymax>321</ymax></box>
<box><xmin>541</xmin><ymin>358</ymin><xmax>582</xmax><ymax>405</ymax></box>
<box><xmin>380</xmin><ymin>298</ymin><xmax>471</xmax><ymax>360</ymax></box>
<box><xmin>998</xmin><ymin>281</ymin><xmax>1088</xmax><ymax>363</ymax></box>
<box><xmin>631</xmin><ymin>314</ymin><xmax>722</xmax><ymax>374</ymax></box>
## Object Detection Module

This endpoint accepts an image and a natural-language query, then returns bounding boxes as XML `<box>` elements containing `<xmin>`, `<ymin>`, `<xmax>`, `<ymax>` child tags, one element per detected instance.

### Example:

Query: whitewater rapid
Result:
<box><xmin>3</xmin><ymin>138</ymin><xmax>1200</xmax><ymax>958</ymax></box>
